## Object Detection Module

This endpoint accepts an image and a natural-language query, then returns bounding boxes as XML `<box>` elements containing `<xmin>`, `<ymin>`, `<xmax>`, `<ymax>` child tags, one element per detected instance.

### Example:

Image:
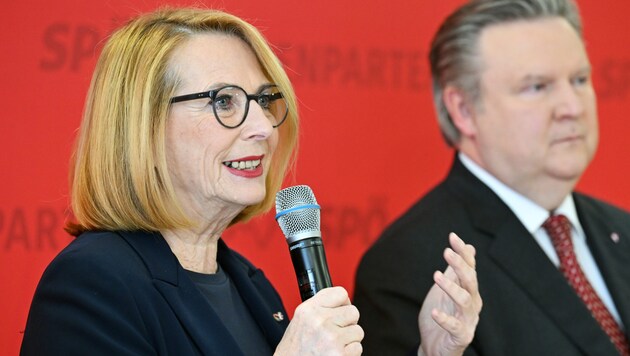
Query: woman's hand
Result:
<box><xmin>418</xmin><ymin>233</ymin><xmax>482</xmax><ymax>356</ymax></box>
<box><xmin>275</xmin><ymin>286</ymin><xmax>364</xmax><ymax>355</ymax></box>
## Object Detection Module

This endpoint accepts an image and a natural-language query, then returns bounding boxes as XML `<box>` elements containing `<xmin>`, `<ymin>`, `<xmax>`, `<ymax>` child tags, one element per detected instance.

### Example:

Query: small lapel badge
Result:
<box><xmin>611</xmin><ymin>232</ymin><xmax>620</xmax><ymax>243</ymax></box>
<box><xmin>272</xmin><ymin>312</ymin><xmax>284</xmax><ymax>322</ymax></box>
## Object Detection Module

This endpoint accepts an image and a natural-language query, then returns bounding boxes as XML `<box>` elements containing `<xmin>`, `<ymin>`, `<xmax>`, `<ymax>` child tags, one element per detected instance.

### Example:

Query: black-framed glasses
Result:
<box><xmin>170</xmin><ymin>84</ymin><xmax>288</xmax><ymax>129</ymax></box>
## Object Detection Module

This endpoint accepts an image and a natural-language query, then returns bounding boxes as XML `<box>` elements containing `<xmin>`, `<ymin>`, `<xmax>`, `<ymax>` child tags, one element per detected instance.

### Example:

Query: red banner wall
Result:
<box><xmin>2</xmin><ymin>0</ymin><xmax>629</xmax><ymax>353</ymax></box>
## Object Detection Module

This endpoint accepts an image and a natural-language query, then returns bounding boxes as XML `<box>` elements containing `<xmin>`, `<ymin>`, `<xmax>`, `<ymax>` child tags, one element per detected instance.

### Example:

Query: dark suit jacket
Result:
<box><xmin>354</xmin><ymin>156</ymin><xmax>630</xmax><ymax>356</ymax></box>
<box><xmin>21</xmin><ymin>230</ymin><xmax>289</xmax><ymax>355</ymax></box>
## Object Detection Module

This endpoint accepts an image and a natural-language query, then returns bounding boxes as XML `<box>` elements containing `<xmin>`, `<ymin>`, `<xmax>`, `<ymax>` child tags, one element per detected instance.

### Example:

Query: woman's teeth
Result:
<box><xmin>224</xmin><ymin>159</ymin><xmax>261</xmax><ymax>170</ymax></box>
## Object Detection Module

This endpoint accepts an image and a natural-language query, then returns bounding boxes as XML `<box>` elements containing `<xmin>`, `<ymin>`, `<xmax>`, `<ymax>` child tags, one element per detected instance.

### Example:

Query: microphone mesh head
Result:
<box><xmin>275</xmin><ymin>185</ymin><xmax>321</xmax><ymax>241</ymax></box>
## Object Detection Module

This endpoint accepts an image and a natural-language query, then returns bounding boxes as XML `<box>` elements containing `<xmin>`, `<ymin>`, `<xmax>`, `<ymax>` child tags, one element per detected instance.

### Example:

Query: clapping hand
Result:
<box><xmin>418</xmin><ymin>233</ymin><xmax>482</xmax><ymax>356</ymax></box>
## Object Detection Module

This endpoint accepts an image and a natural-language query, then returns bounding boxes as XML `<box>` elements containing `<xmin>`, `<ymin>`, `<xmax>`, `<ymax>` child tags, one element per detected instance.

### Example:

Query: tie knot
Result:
<box><xmin>542</xmin><ymin>214</ymin><xmax>573</xmax><ymax>252</ymax></box>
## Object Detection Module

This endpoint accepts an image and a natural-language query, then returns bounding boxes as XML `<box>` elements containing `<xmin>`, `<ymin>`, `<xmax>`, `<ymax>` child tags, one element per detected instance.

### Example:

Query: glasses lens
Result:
<box><xmin>212</xmin><ymin>85</ymin><xmax>288</xmax><ymax>128</ymax></box>
<box><xmin>260</xmin><ymin>86</ymin><xmax>288</xmax><ymax>127</ymax></box>
<box><xmin>213</xmin><ymin>87</ymin><xmax>247</xmax><ymax>128</ymax></box>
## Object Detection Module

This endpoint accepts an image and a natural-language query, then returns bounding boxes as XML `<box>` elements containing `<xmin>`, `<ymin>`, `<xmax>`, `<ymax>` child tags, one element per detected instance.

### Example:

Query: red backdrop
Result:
<box><xmin>2</xmin><ymin>0</ymin><xmax>630</xmax><ymax>353</ymax></box>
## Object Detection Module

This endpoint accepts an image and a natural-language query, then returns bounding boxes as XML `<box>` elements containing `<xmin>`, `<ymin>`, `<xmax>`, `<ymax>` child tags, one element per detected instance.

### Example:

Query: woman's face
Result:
<box><xmin>165</xmin><ymin>33</ymin><xmax>279</xmax><ymax>219</ymax></box>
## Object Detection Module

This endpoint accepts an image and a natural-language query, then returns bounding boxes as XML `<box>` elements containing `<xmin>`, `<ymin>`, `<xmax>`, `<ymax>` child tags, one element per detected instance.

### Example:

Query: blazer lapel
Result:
<box><xmin>448</xmin><ymin>158</ymin><xmax>619</xmax><ymax>355</ymax></box>
<box><xmin>486</xmin><ymin>220</ymin><xmax>618</xmax><ymax>355</ymax></box>
<box><xmin>576</xmin><ymin>194</ymin><xmax>630</xmax><ymax>339</ymax></box>
<box><xmin>217</xmin><ymin>240</ymin><xmax>288</xmax><ymax>347</ymax></box>
<box><xmin>118</xmin><ymin>231</ymin><xmax>245</xmax><ymax>355</ymax></box>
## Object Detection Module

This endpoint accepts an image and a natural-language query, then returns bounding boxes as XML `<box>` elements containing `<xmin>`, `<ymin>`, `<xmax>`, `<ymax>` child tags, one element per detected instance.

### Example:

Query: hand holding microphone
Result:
<box><xmin>274</xmin><ymin>185</ymin><xmax>364</xmax><ymax>355</ymax></box>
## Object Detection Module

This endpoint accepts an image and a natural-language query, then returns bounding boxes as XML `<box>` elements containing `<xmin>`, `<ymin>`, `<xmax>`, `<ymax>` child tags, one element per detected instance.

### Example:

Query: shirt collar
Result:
<box><xmin>458</xmin><ymin>152</ymin><xmax>580</xmax><ymax>234</ymax></box>
<box><xmin>554</xmin><ymin>195</ymin><xmax>581</xmax><ymax>232</ymax></box>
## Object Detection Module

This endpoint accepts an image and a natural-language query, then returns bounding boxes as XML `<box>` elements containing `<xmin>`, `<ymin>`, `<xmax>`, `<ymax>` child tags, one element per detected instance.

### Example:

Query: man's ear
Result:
<box><xmin>443</xmin><ymin>85</ymin><xmax>477</xmax><ymax>138</ymax></box>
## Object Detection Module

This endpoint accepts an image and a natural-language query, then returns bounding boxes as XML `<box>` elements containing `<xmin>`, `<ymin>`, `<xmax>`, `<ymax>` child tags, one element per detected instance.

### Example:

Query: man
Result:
<box><xmin>354</xmin><ymin>0</ymin><xmax>630</xmax><ymax>355</ymax></box>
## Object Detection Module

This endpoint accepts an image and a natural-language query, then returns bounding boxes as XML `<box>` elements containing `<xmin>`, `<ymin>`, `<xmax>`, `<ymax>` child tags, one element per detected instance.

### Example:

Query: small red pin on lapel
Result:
<box><xmin>273</xmin><ymin>312</ymin><xmax>284</xmax><ymax>322</ymax></box>
<box><xmin>611</xmin><ymin>232</ymin><xmax>620</xmax><ymax>243</ymax></box>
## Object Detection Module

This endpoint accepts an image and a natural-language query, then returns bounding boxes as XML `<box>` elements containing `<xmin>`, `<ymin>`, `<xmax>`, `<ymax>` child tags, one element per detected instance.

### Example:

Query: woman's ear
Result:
<box><xmin>443</xmin><ymin>85</ymin><xmax>477</xmax><ymax>138</ymax></box>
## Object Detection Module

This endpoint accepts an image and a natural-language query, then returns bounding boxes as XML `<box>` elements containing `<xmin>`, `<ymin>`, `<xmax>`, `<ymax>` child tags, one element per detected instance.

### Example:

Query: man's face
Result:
<box><xmin>466</xmin><ymin>17</ymin><xmax>598</xmax><ymax>202</ymax></box>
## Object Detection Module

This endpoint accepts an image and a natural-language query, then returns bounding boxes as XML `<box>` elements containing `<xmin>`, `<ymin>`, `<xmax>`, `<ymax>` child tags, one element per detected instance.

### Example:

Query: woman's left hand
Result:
<box><xmin>418</xmin><ymin>232</ymin><xmax>482</xmax><ymax>356</ymax></box>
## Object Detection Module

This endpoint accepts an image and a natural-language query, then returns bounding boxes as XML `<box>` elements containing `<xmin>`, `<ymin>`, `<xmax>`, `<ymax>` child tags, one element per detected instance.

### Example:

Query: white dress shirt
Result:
<box><xmin>459</xmin><ymin>152</ymin><xmax>623</xmax><ymax>325</ymax></box>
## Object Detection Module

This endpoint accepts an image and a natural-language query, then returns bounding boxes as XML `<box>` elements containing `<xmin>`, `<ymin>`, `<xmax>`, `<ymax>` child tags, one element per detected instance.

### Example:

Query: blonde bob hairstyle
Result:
<box><xmin>66</xmin><ymin>8</ymin><xmax>298</xmax><ymax>236</ymax></box>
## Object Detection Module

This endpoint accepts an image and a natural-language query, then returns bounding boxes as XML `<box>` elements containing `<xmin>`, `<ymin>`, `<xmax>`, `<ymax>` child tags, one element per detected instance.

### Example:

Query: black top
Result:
<box><xmin>187</xmin><ymin>266</ymin><xmax>273</xmax><ymax>355</ymax></box>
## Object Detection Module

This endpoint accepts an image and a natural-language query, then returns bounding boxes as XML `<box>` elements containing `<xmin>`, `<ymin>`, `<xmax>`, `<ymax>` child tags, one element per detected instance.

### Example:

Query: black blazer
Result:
<box><xmin>354</xmin><ymin>156</ymin><xmax>630</xmax><ymax>356</ymax></box>
<box><xmin>21</xmin><ymin>230</ymin><xmax>289</xmax><ymax>355</ymax></box>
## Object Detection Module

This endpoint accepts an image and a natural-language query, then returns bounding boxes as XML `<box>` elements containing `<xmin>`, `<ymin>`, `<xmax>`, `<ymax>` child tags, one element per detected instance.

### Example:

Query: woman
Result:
<box><xmin>21</xmin><ymin>8</ymin><xmax>479</xmax><ymax>355</ymax></box>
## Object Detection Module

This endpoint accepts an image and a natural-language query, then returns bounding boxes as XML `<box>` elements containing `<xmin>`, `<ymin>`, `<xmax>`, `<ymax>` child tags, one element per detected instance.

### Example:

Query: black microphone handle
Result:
<box><xmin>288</xmin><ymin>236</ymin><xmax>333</xmax><ymax>301</ymax></box>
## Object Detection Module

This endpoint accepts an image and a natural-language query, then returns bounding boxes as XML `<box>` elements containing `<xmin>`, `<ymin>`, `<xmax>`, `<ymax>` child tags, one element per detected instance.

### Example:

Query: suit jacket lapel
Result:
<box><xmin>448</xmin><ymin>157</ymin><xmax>619</xmax><ymax>355</ymax></box>
<box><xmin>575</xmin><ymin>194</ymin><xmax>630</xmax><ymax>338</ymax></box>
<box><xmin>487</xmin><ymin>220</ymin><xmax>618</xmax><ymax>355</ymax></box>
<box><xmin>118</xmin><ymin>231</ymin><xmax>245</xmax><ymax>355</ymax></box>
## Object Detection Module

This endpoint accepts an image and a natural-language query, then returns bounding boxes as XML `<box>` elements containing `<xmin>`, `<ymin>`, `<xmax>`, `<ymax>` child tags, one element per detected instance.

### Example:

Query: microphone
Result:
<box><xmin>275</xmin><ymin>185</ymin><xmax>333</xmax><ymax>301</ymax></box>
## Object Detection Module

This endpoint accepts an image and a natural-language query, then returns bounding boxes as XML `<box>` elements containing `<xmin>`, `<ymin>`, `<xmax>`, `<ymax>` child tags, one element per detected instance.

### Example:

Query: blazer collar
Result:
<box><xmin>116</xmin><ymin>230</ymin><xmax>286</xmax><ymax>355</ymax></box>
<box><xmin>447</xmin><ymin>155</ymin><xmax>620</xmax><ymax>355</ymax></box>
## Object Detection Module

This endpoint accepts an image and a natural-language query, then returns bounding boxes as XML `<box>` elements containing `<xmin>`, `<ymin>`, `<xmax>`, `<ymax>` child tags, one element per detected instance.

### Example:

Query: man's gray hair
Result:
<box><xmin>429</xmin><ymin>0</ymin><xmax>582</xmax><ymax>146</ymax></box>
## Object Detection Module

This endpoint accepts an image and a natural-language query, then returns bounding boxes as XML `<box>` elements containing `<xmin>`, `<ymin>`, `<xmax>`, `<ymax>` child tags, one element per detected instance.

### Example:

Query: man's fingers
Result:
<box><xmin>431</xmin><ymin>308</ymin><xmax>463</xmax><ymax>335</ymax></box>
<box><xmin>449</xmin><ymin>232</ymin><xmax>476</xmax><ymax>268</ymax></box>
<box><xmin>444</xmin><ymin>239</ymin><xmax>479</xmax><ymax>298</ymax></box>
<box><xmin>434</xmin><ymin>270</ymin><xmax>473</xmax><ymax>309</ymax></box>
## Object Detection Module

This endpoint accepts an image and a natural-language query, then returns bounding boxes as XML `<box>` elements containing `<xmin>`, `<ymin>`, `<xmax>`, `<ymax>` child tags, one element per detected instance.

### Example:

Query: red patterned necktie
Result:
<box><xmin>543</xmin><ymin>214</ymin><xmax>630</xmax><ymax>356</ymax></box>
